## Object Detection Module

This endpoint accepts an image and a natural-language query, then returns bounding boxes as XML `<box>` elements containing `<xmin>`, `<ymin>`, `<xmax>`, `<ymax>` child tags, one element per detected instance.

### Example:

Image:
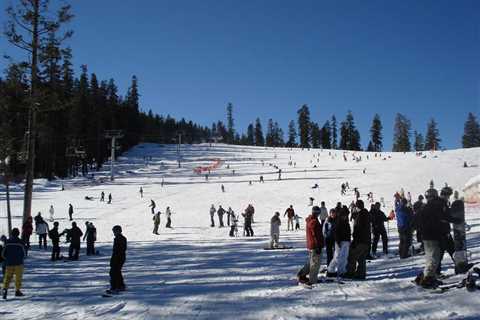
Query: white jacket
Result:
<box><xmin>36</xmin><ymin>222</ymin><xmax>49</xmax><ymax>235</ymax></box>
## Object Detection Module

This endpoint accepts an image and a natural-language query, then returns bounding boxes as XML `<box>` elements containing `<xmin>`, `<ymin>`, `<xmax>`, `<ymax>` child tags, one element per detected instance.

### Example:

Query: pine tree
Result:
<box><xmin>254</xmin><ymin>118</ymin><xmax>264</xmax><ymax>146</ymax></box>
<box><xmin>286</xmin><ymin>120</ymin><xmax>297</xmax><ymax>147</ymax></box>
<box><xmin>367</xmin><ymin>141</ymin><xmax>374</xmax><ymax>152</ymax></box>
<box><xmin>339</xmin><ymin>111</ymin><xmax>361</xmax><ymax>150</ymax></box>
<box><xmin>266</xmin><ymin>119</ymin><xmax>275</xmax><ymax>147</ymax></box>
<box><xmin>246</xmin><ymin>123</ymin><xmax>255</xmax><ymax>145</ymax></box>
<box><xmin>297</xmin><ymin>105</ymin><xmax>311</xmax><ymax>148</ymax></box>
<box><xmin>424</xmin><ymin>118</ymin><xmax>441</xmax><ymax>151</ymax></box>
<box><xmin>462</xmin><ymin>113</ymin><xmax>480</xmax><ymax>148</ymax></box>
<box><xmin>226</xmin><ymin>103</ymin><xmax>235</xmax><ymax>144</ymax></box>
<box><xmin>331</xmin><ymin>115</ymin><xmax>337</xmax><ymax>149</ymax></box>
<box><xmin>311</xmin><ymin>122</ymin><xmax>321</xmax><ymax>148</ymax></box>
<box><xmin>414</xmin><ymin>130</ymin><xmax>424</xmax><ymax>151</ymax></box>
<box><xmin>273</xmin><ymin>122</ymin><xmax>284</xmax><ymax>147</ymax></box>
<box><xmin>370</xmin><ymin>114</ymin><xmax>383</xmax><ymax>152</ymax></box>
<box><xmin>392</xmin><ymin>113</ymin><xmax>411</xmax><ymax>152</ymax></box>
<box><xmin>321</xmin><ymin>120</ymin><xmax>331</xmax><ymax>149</ymax></box>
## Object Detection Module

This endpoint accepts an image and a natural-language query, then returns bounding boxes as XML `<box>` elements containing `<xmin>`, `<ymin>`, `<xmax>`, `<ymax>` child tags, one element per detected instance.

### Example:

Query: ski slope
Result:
<box><xmin>1</xmin><ymin>143</ymin><xmax>479</xmax><ymax>320</ymax></box>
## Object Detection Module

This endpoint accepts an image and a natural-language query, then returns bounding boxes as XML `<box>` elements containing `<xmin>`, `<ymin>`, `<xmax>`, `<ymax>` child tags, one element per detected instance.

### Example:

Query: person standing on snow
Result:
<box><xmin>83</xmin><ymin>222</ymin><xmax>97</xmax><ymax>255</ymax></box>
<box><xmin>49</xmin><ymin>205</ymin><xmax>55</xmax><ymax>222</ymax></box>
<box><xmin>139</xmin><ymin>187</ymin><xmax>143</xmax><ymax>198</ymax></box>
<box><xmin>153</xmin><ymin>211</ymin><xmax>161</xmax><ymax>234</ymax></box>
<box><xmin>319</xmin><ymin>201</ymin><xmax>328</xmax><ymax>225</ymax></box>
<box><xmin>2</xmin><ymin>228</ymin><xmax>26</xmax><ymax>300</ymax></box>
<box><xmin>21</xmin><ymin>217</ymin><xmax>33</xmax><ymax>254</ymax></box>
<box><xmin>107</xmin><ymin>225</ymin><xmax>127</xmax><ymax>294</ymax></box>
<box><xmin>48</xmin><ymin>222</ymin><xmax>64</xmax><ymax>261</ymax></box>
<box><xmin>36</xmin><ymin>217</ymin><xmax>49</xmax><ymax>250</ymax></box>
<box><xmin>209</xmin><ymin>205</ymin><xmax>216</xmax><ymax>227</ymax></box>
<box><xmin>242</xmin><ymin>208</ymin><xmax>254</xmax><ymax>237</ymax></box>
<box><xmin>66</xmin><ymin>222</ymin><xmax>83</xmax><ymax>260</ymax></box>
<box><xmin>227</xmin><ymin>207</ymin><xmax>235</xmax><ymax>226</ymax></box>
<box><xmin>323</xmin><ymin>209</ymin><xmax>336</xmax><ymax>266</ymax></box>
<box><xmin>68</xmin><ymin>204</ymin><xmax>74</xmax><ymax>221</ymax></box>
<box><xmin>284</xmin><ymin>205</ymin><xmax>295</xmax><ymax>231</ymax></box>
<box><xmin>165</xmin><ymin>207</ymin><xmax>173</xmax><ymax>228</ymax></box>
<box><xmin>149</xmin><ymin>200</ymin><xmax>156</xmax><ymax>214</ymax></box>
<box><xmin>217</xmin><ymin>205</ymin><xmax>226</xmax><ymax>228</ymax></box>
<box><xmin>100</xmin><ymin>191</ymin><xmax>105</xmax><ymax>202</ymax></box>
<box><xmin>413</xmin><ymin>195</ymin><xmax>426</xmax><ymax>253</ymax></box>
<box><xmin>395</xmin><ymin>196</ymin><xmax>414</xmax><ymax>259</ymax></box>
<box><xmin>326</xmin><ymin>207</ymin><xmax>351</xmax><ymax>277</ymax></box>
<box><xmin>270</xmin><ymin>212</ymin><xmax>282</xmax><ymax>248</ymax></box>
<box><xmin>370</xmin><ymin>202</ymin><xmax>389</xmax><ymax>257</ymax></box>
<box><xmin>297</xmin><ymin>206</ymin><xmax>324</xmax><ymax>285</ymax></box>
<box><xmin>108</xmin><ymin>193</ymin><xmax>112</xmax><ymax>204</ymax></box>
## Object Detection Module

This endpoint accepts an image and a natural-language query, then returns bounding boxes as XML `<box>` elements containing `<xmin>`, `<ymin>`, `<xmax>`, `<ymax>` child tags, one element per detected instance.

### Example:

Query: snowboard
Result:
<box><xmin>451</xmin><ymin>199</ymin><xmax>469</xmax><ymax>273</ymax></box>
<box><xmin>264</xmin><ymin>245</ymin><xmax>293</xmax><ymax>250</ymax></box>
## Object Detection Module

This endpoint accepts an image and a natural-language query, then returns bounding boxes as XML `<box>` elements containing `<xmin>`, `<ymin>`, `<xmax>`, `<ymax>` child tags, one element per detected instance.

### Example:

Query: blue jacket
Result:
<box><xmin>395</xmin><ymin>202</ymin><xmax>413</xmax><ymax>230</ymax></box>
<box><xmin>1</xmin><ymin>237</ymin><xmax>26</xmax><ymax>266</ymax></box>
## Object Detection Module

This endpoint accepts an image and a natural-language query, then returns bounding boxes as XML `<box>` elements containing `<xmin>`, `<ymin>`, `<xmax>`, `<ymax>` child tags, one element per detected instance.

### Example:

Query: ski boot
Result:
<box><xmin>15</xmin><ymin>290</ymin><xmax>24</xmax><ymax>297</ymax></box>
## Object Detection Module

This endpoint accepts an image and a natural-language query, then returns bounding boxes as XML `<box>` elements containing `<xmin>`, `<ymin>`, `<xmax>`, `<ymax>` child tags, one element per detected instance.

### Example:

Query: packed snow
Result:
<box><xmin>1</xmin><ymin>143</ymin><xmax>479</xmax><ymax>320</ymax></box>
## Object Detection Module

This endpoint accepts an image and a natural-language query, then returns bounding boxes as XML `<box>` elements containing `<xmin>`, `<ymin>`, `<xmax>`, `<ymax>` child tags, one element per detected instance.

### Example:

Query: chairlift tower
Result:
<box><xmin>105</xmin><ymin>130</ymin><xmax>124</xmax><ymax>181</ymax></box>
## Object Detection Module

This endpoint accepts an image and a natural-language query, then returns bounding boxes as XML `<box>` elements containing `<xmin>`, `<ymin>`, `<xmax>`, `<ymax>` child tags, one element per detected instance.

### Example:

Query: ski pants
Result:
<box><xmin>325</xmin><ymin>237</ymin><xmax>335</xmax><ymax>266</ymax></box>
<box><xmin>372</xmin><ymin>228</ymin><xmax>388</xmax><ymax>255</ymax></box>
<box><xmin>287</xmin><ymin>217</ymin><xmax>294</xmax><ymax>231</ymax></box>
<box><xmin>86</xmin><ymin>241</ymin><xmax>95</xmax><ymax>255</ymax></box>
<box><xmin>327</xmin><ymin>241</ymin><xmax>350</xmax><ymax>275</ymax></box>
<box><xmin>346</xmin><ymin>243</ymin><xmax>369</xmax><ymax>278</ymax></box>
<box><xmin>153</xmin><ymin>223</ymin><xmax>159</xmax><ymax>234</ymax></box>
<box><xmin>270</xmin><ymin>233</ymin><xmax>279</xmax><ymax>248</ymax></box>
<box><xmin>3</xmin><ymin>265</ymin><xmax>23</xmax><ymax>291</ymax></box>
<box><xmin>210</xmin><ymin>215</ymin><xmax>215</xmax><ymax>227</ymax></box>
<box><xmin>69</xmin><ymin>243</ymin><xmax>80</xmax><ymax>260</ymax></box>
<box><xmin>38</xmin><ymin>233</ymin><xmax>47</xmax><ymax>249</ymax></box>
<box><xmin>166</xmin><ymin>217</ymin><xmax>172</xmax><ymax>228</ymax></box>
<box><xmin>51</xmin><ymin>243</ymin><xmax>60</xmax><ymax>261</ymax></box>
<box><xmin>110</xmin><ymin>259</ymin><xmax>125</xmax><ymax>291</ymax></box>
<box><xmin>438</xmin><ymin>233</ymin><xmax>455</xmax><ymax>274</ymax></box>
<box><xmin>244</xmin><ymin>221</ymin><xmax>254</xmax><ymax>237</ymax></box>
<box><xmin>218</xmin><ymin>214</ymin><xmax>224</xmax><ymax>227</ymax></box>
<box><xmin>298</xmin><ymin>249</ymin><xmax>321</xmax><ymax>284</ymax></box>
<box><xmin>423</xmin><ymin>240</ymin><xmax>441</xmax><ymax>279</ymax></box>
<box><xmin>398</xmin><ymin>228</ymin><xmax>412</xmax><ymax>258</ymax></box>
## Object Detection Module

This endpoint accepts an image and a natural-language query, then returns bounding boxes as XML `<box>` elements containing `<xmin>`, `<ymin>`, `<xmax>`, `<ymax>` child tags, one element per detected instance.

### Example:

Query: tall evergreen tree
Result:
<box><xmin>297</xmin><ymin>105</ymin><xmax>311</xmax><ymax>148</ymax></box>
<box><xmin>424</xmin><ymin>118</ymin><xmax>441</xmax><ymax>150</ymax></box>
<box><xmin>321</xmin><ymin>120</ymin><xmax>331</xmax><ymax>149</ymax></box>
<box><xmin>462</xmin><ymin>113</ymin><xmax>480</xmax><ymax>148</ymax></box>
<box><xmin>370</xmin><ymin>114</ymin><xmax>383</xmax><ymax>152</ymax></box>
<box><xmin>331</xmin><ymin>115</ymin><xmax>338</xmax><ymax>149</ymax></box>
<box><xmin>254</xmin><ymin>118</ymin><xmax>264</xmax><ymax>146</ymax></box>
<box><xmin>226</xmin><ymin>103</ymin><xmax>235</xmax><ymax>144</ymax></box>
<box><xmin>286</xmin><ymin>120</ymin><xmax>297</xmax><ymax>147</ymax></box>
<box><xmin>339</xmin><ymin>111</ymin><xmax>361</xmax><ymax>150</ymax></box>
<box><xmin>414</xmin><ymin>130</ymin><xmax>424</xmax><ymax>151</ymax></box>
<box><xmin>311</xmin><ymin>122</ymin><xmax>321</xmax><ymax>148</ymax></box>
<box><xmin>265</xmin><ymin>119</ymin><xmax>275</xmax><ymax>147</ymax></box>
<box><xmin>273</xmin><ymin>122</ymin><xmax>284</xmax><ymax>147</ymax></box>
<box><xmin>392</xmin><ymin>113</ymin><xmax>411</xmax><ymax>152</ymax></box>
<box><xmin>246</xmin><ymin>123</ymin><xmax>255</xmax><ymax>145</ymax></box>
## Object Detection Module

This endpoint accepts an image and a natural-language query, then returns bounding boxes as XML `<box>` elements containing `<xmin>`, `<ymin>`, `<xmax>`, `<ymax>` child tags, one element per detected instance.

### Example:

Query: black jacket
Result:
<box><xmin>418</xmin><ymin>197</ymin><xmax>458</xmax><ymax>241</ymax></box>
<box><xmin>352</xmin><ymin>208</ymin><xmax>371</xmax><ymax>245</ymax></box>
<box><xmin>111</xmin><ymin>234</ymin><xmax>127</xmax><ymax>265</ymax></box>
<box><xmin>370</xmin><ymin>208</ymin><xmax>388</xmax><ymax>232</ymax></box>
<box><xmin>334</xmin><ymin>217</ymin><xmax>351</xmax><ymax>244</ymax></box>
<box><xmin>48</xmin><ymin>228</ymin><xmax>63</xmax><ymax>246</ymax></box>
<box><xmin>67</xmin><ymin>226</ymin><xmax>83</xmax><ymax>246</ymax></box>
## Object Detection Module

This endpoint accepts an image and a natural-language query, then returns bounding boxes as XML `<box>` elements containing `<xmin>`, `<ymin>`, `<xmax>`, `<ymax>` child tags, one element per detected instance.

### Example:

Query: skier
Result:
<box><xmin>153</xmin><ymin>211</ymin><xmax>161</xmax><ymax>234</ymax></box>
<box><xmin>278</xmin><ymin>169</ymin><xmax>282</xmax><ymax>180</ymax></box>
<box><xmin>323</xmin><ymin>209</ymin><xmax>336</xmax><ymax>266</ymax></box>
<box><xmin>83</xmin><ymin>222</ymin><xmax>97</xmax><ymax>255</ymax></box>
<box><xmin>100</xmin><ymin>191</ymin><xmax>105</xmax><ymax>202</ymax></box>
<box><xmin>217</xmin><ymin>205</ymin><xmax>226</xmax><ymax>228</ymax></box>
<box><xmin>139</xmin><ymin>187</ymin><xmax>143</xmax><ymax>198</ymax></box>
<box><xmin>284</xmin><ymin>205</ymin><xmax>295</xmax><ymax>231</ymax></box>
<box><xmin>221</xmin><ymin>184</ymin><xmax>225</xmax><ymax>193</ymax></box>
<box><xmin>68</xmin><ymin>204</ymin><xmax>74</xmax><ymax>221</ymax></box>
<box><xmin>242</xmin><ymin>208</ymin><xmax>254</xmax><ymax>237</ymax></box>
<box><xmin>370</xmin><ymin>202</ymin><xmax>389</xmax><ymax>257</ymax></box>
<box><xmin>270</xmin><ymin>212</ymin><xmax>281</xmax><ymax>249</ymax></box>
<box><xmin>294</xmin><ymin>214</ymin><xmax>302</xmax><ymax>230</ymax></box>
<box><xmin>319</xmin><ymin>201</ymin><xmax>328</xmax><ymax>225</ymax></box>
<box><xmin>227</xmin><ymin>207</ymin><xmax>234</xmax><ymax>226</ymax></box>
<box><xmin>66</xmin><ymin>222</ymin><xmax>83</xmax><ymax>260</ymax></box>
<box><xmin>209</xmin><ymin>205</ymin><xmax>216</xmax><ymax>227</ymax></box>
<box><xmin>48</xmin><ymin>222</ymin><xmax>64</xmax><ymax>261</ymax></box>
<box><xmin>395</xmin><ymin>196</ymin><xmax>414</xmax><ymax>259</ymax></box>
<box><xmin>259</xmin><ymin>175</ymin><xmax>264</xmax><ymax>183</ymax></box>
<box><xmin>2</xmin><ymin>228</ymin><xmax>26</xmax><ymax>299</ymax></box>
<box><xmin>149</xmin><ymin>200</ymin><xmax>156</xmax><ymax>214</ymax></box>
<box><xmin>106</xmin><ymin>225</ymin><xmax>127</xmax><ymax>294</ymax></box>
<box><xmin>344</xmin><ymin>200</ymin><xmax>371</xmax><ymax>280</ymax></box>
<box><xmin>309</xmin><ymin>197</ymin><xmax>314</xmax><ymax>206</ymax></box>
<box><xmin>49</xmin><ymin>205</ymin><xmax>55</xmax><ymax>222</ymax></box>
<box><xmin>36</xmin><ymin>217</ymin><xmax>49</xmax><ymax>250</ymax></box>
<box><xmin>21</xmin><ymin>217</ymin><xmax>33</xmax><ymax>254</ymax></box>
<box><xmin>108</xmin><ymin>193</ymin><xmax>112</xmax><ymax>204</ymax></box>
<box><xmin>297</xmin><ymin>206</ymin><xmax>324</xmax><ymax>285</ymax></box>
<box><xmin>341</xmin><ymin>183</ymin><xmax>346</xmax><ymax>195</ymax></box>
<box><xmin>326</xmin><ymin>207</ymin><xmax>351</xmax><ymax>277</ymax></box>
<box><xmin>165</xmin><ymin>207</ymin><xmax>173</xmax><ymax>228</ymax></box>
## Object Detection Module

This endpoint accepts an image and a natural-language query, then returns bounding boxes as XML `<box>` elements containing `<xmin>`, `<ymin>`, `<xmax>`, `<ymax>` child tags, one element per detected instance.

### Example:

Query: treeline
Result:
<box><xmin>215</xmin><ymin>104</ymin><xmax>480</xmax><ymax>152</ymax></box>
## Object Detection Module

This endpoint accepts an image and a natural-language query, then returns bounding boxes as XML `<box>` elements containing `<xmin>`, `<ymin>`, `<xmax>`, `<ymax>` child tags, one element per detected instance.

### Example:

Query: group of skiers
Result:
<box><xmin>152</xmin><ymin>206</ymin><xmax>173</xmax><ymax>234</ymax></box>
<box><xmin>208</xmin><ymin>204</ymin><xmax>256</xmax><ymax>237</ymax></box>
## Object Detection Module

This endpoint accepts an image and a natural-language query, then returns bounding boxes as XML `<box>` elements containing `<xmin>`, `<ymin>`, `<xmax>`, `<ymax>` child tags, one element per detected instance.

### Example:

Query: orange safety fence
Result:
<box><xmin>193</xmin><ymin>159</ymin><xmax>223</xmax><ymax>174</ymax></box>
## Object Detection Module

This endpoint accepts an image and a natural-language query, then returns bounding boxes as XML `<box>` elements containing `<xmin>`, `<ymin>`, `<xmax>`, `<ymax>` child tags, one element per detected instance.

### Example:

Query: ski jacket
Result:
<box><xmin>370</xmin><ymin>209</ymin><xmax>388</xmax><ymax>232</ymax></box>
<box><xmin>1</xmin><ymin>237</ymin><xmax>26</xmax><ymax>266</ymax></box>
<box><xmin>352</xmin><ymin>208</ymin><xmax>371</xmax><ymax>246</ymax></box>
<box><xmin>84</xmin><ymin>227</ymin><xmax>97</xmax><ymax>242</ymax></box>
<box><xmin>270</xmin><ymin>215</ymin><xmax>281</xmax><ymax>236</ymax></box>
<box><xmin>243</xmin><ymin>211</ymin><xmax>253</xmax><ymax>224</ymax></box>
<box><xmin>36</xmin><ymin>221</ymin><xmax>49</xmax><ymax>235</ymax></box>
<box><xmin>217</xmin><ymin>207</ymin><xmax>226</xmax><ymax>216</ymax></box>
<box><xmin>335</xmin><ymin>218</ymin><xmax>351</xmax><ymax>244</ymax></box>
<box><xmin>450</xmin><ymin>200</ymin><xmax>464</xmax><ymax>219</ymax></box>
<box><xmin>395</xmin><ymin>201</ymin><xmax>413</xmax><ymax>230</ymax></box>
<box><xmin>305</xmin><ymin>215</ymin><xmax>323</xmax><ymax>250</ymax></box>
<box><xmin>210</xmin><ymin>207</ymin><xmax>216</xmax><ymax>216</ymax></box>
<box><xmin>284</xmin><ymin>208</ymin><xmax>295</xmax><ymax>218</ymax></box>
<box><xmin>413</xmin><ymin>200</ymin><xmax>425</xmax><ymax>214</ymax></box>
<box><xmin>22</xmin><ymin>221</ymin><xmax>33</xmax><ymax>237</ymax></box>
<box><xmin>322</xmin><ymin>217</ymin><xmax>335</xmax><ymax>240</ymax></box>
<box><xmin>67</xmin><ymin>226</ymin><xmax>83</xmax><ymax>246</ymax></box>
<box><xmin>153</xmin><ymin>213</ymin><xmax>161</xmax><ymax>224</ymax></box>
<box><xmin>68</xmin><ymin>205</ymin><xmax>74</xmax><ymax>215</ymax></box>
<box><xmin>48</xmin><ymin>228</ymin><xmax>63</xmax><ymax>246</ymax></box>
<box><xmin>111</xmin><ymin>234</ymin><xmax>127</xmax><ymax>265</ymax></box>
<box><xmin>319</xmin><ymin>207</ymin><xmax>328</xmax><ymax>221</ymax></box>
<box><xmin>418</xmin><ymin>197</ymin><xmax>459</xmax><ymax>241</ymax></box>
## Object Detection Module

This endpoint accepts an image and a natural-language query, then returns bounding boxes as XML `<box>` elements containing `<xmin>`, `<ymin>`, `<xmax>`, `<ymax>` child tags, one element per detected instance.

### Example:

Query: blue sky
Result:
<box><xmin>1</xmin><ymin>0</ymin><xmax>479</xmax><ymax>149</ymax></box>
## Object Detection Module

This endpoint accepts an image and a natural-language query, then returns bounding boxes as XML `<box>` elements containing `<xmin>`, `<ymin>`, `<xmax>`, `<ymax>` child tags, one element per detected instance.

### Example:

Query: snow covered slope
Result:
<box><xmin>1</xmin><ymin>144</ymin><xmax>479</xmax><ymax>319</ymax></box>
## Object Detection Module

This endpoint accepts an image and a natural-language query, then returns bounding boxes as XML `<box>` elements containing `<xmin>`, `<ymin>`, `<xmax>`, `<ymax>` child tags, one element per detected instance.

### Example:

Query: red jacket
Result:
<box><xmin>305</xmin><ymin>215</ymin><xmax>323</xmax><ymax>250</ymax></box>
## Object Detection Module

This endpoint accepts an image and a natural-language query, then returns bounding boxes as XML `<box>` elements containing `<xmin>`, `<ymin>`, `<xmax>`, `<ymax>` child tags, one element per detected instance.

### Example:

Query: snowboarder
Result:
<box><xmin>49</xmin><ymin>205</ymin><xmax>55</xmax><ymax>222</ymax></box>
<box><xmin>83</xmin><ymin>222</ymin><xmax>97</xmax><ymax>255</ymax></box>
<box><xmin>370</xmin><ymin>202</ymin><xmax>389</xmax><ymax>257</ymax></box>
<box><xmin>344</xmin><ymin>200</ymin><xmax>371</xmax><ymax>280</ymax></box>
<box><xmin>323</xmin><ymin>209</ymin><xmax>336</xmax><ymax>266</ymax></box>
<box><xmin>153</xmin><ymin>211</ymin><xmax>161</xmax><ymax>234</ymax></box>
<box><xmin>2</xmin><ymin>228</ymin><xmax>26</xmax><ymax>299</ymax></box>
<box><xmin>165</xmin><ymin>207</ymin><xmax>173</xmax><ymax>228</ymax></box>
<box><xmin>139</xmin><ymin>187</ymin><xmax>143</xmax><ymax>198</ymax></box>
<box><xmin>68</xmin><ymin>204</ymin><xmax>74</xmax><ymax>221</ymax></box>
<box><xmin>108</xmin><ymin>193</ymin><xmax>112</xmax><ymax>204</ymax></box>
<box><xmin>284</xmin><ymin>205</ymin><xmax>295</xmax><ymax>231</ymax></box>
<box><xmin>209</xmin><ymin>205</ymin><xmax>216</xmax><ymax>227</ymax></box>
<box><xmin>36</xmin><ymin>217</ymin><xmax>49</xmax><ymax>250</ymax></box>
<box><xmin>270</xmin><ymin>212</ymin><xmax>281</xmax><ymax>248</ymax></box>
<box><xmin>21</xmin><ymin>217</ymin><xmax>33</xmax><ymax>254</ymax></box>
<box><xmin>48</xmin><ymin>222</ymin><xmax>64</xmax><ymax>261</ymax></box>
<box><xmin>107</xmin><ymin>225</ymin><xmax>127</xmax><ymax>294</ymax></box>
<box><xmin>149</xmin><ymin>200</ymin><xmax>156</xmax><ymax>214</ymax></box>
<box><xmin>66</xmin><ymin>222</ymin><xmax>83</xmax><ymax>260</ymax></box>
<box><xmin>297</xmin><ymin>206</ymin><xmax>324</xmax><ymax>285</ymax></box>
<box><xmin>326</xmin><ymin>207</ymin><xmax>351</xmax><ymax>278</ymax></box>
<box><xmin>217</xmin><ymin>205</ymin><xmax>226</xmax><ymax>227</ymax></box>
<box><xmin>100</xmin><ymin>191</ymin><xmax>105</xmax><ymax>202</ymax></box>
